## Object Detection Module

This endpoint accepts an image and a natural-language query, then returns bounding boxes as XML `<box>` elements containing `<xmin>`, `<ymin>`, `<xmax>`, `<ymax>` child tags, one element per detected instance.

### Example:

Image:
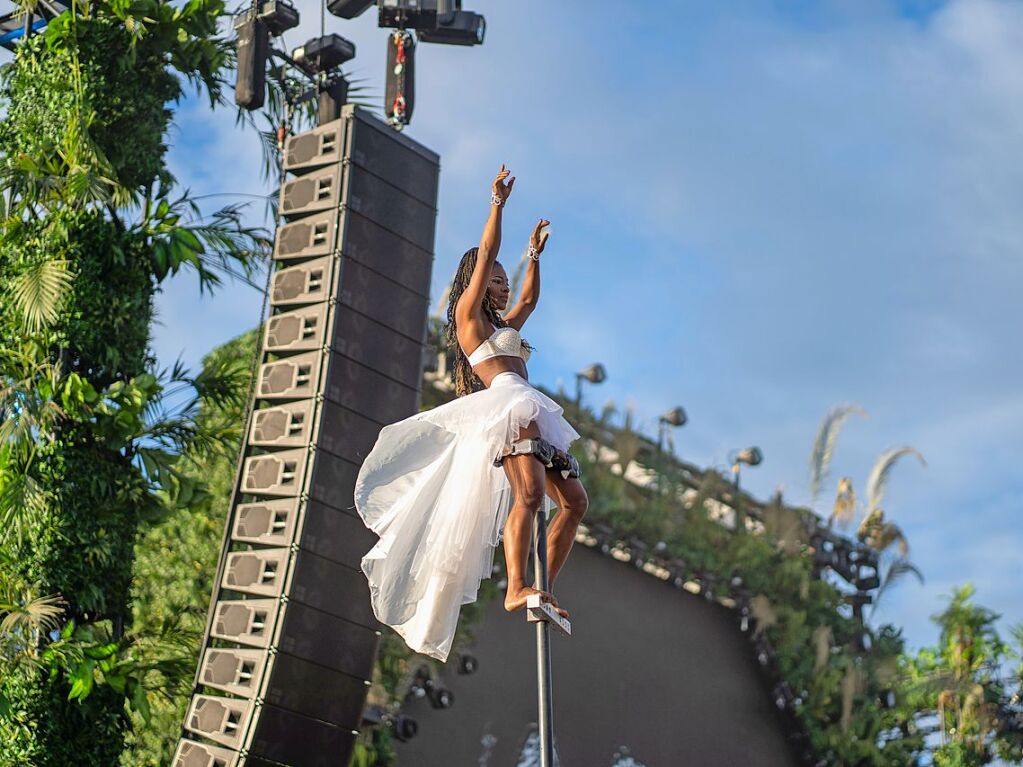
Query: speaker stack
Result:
<box><xmin>173</xmin><ymin>105</ymin><xmax>440</xmax><ymax>767</ymax></box>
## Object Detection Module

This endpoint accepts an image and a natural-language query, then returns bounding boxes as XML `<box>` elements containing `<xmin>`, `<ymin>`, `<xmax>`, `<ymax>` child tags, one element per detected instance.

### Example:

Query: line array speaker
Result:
<box><xmin>174</xmin><ymin>105</ymin><xmax>439</xmax><ymax>766</ymax></box>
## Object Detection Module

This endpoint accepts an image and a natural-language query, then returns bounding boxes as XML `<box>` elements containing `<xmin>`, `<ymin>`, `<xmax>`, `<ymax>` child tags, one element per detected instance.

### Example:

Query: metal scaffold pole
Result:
<box><xmin>526</xmin><ymin>496</ymin><xmax>572</xmax><ymax>767</ymax></box>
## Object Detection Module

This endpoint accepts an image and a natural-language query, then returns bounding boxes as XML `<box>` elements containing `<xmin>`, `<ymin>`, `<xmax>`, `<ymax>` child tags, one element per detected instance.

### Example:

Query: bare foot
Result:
<box><xmin>504</xmin><ymin>585</ymin><xmax>570</xmax><ymax>618</ymax></box>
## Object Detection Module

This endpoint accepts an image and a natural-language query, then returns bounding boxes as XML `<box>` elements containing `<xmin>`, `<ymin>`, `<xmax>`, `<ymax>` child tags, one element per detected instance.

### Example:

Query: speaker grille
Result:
<box><xmin>284</xmin><ymin>121</ymin><xmax>343</xmax><ymax>171</ymax></box>
<box><xmin>199</xmin><ymin>648</ymin><xmax>266</xmax><ymax>697</ymax></box>
<box><xmin>258</xmin><ymin>351</ymin><xmax>322</xmax><ymax>400</ymax></box>
<box><xmin>223</xmin><ymin>549</ymin><xmax>289</xmax><ymax>597</ymax></box>
<box><xmin>280</xmin><ymin>165</ymin><xmax>342</xmax><ymax>218</ymax></box>
<box><xmin>265</xmin><ymin>304</ymin><xmax>329</xmax><ymax>353</ymax></box>
<box><xmin>274</xmin><ymin>210</ymin><xmax>338</xmax><ymax>262</ymax></box>
<box><xmin>172</xmin><ymin>740</ymin><xmax>239</xmax><ymax>767</ymax></box>
<box><xmin>233</xmin><ymin>499</ymin><xmax>299</xmax><ymax>546</ymax></box>
<box><xmin>271</xmin><ymin>256</ymin><xmax>332</xmax><ymax>305</ymax></box>
<box><xmin>185</xmin><ymin>695</ymin><xmax>253</xmax><ymax>749</ymax></box>
<box><xmin>242</xmin><ymin>448</ymin><xmax>308</xmax><ymax>496</ymax></box>
<box><xmin>211</xmin><ymin>600</ymin><xmax>276</xmax><ymax>648</ymax></box>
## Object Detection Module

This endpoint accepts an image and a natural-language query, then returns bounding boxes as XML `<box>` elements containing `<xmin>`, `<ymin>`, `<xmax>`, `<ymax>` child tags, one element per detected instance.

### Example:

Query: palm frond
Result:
<box><xmin>0</xmin><ymin>472</ymin><xmax>48</xmax><ymax>547</ymax></box>
<box><xmin>808</xmin><ymin>404</ymin><xmax>865</xmax><ymax>507</ymax></box>
<box><xmin>870</xmin><ymin>558</ymin><xmax>924</xmax><ymax>617</ymax></box>
<box><xmin>0</xmin><ymin>592</ymin><xmax>65</xmax><ymax>638</ymax></box>
<box><xmin>866</xmin><ymin>446</ymin><xmax>926</xmax><ymax>515</ymax></box>
<box><xmin>857</xmin><ymin>509</ymin><xmax>910</xmax><ymax>556</ymax></box>
<box><xmin>10</xmin><ymin>259</ymin><xmax>73</xmax><ymax>333</ymax></box>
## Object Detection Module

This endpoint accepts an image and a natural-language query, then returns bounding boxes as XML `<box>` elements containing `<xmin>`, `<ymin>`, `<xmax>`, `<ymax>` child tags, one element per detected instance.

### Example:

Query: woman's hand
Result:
<box><xmin>529</xmin><ymin>218</ymin><xmax>551</xmax><ymax>254</ymax></box>
<box><xmin>492</xmin><ymin>163</ymin><xmax>515</xmax><ymax>204</ymax></box>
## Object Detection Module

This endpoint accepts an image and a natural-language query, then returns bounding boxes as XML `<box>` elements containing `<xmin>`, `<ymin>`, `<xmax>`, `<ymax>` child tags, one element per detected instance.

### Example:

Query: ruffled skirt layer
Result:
<box><xmin>353</xmin><ymin>371</ymin><xmax>580</xmax><ymax>661</ymax></box>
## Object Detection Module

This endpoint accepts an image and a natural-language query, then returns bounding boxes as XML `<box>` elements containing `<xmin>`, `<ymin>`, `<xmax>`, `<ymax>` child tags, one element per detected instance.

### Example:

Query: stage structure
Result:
<box><xmin>173</xmin><ymin>105</ymin><xmax>439</xmax><ymax>767</ymax></box>
<box><xmin>394</xmin><ymin>543</ymin><xmax>802</xmax><ymax>766</ymax></box>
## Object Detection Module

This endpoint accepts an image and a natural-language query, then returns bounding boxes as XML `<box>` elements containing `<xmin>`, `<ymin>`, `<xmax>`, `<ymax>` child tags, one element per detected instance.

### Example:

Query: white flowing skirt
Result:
<box><xmin>353</xmin><ymin>371</ymin><xmax>580</xmax><ymax>662</ymax></box>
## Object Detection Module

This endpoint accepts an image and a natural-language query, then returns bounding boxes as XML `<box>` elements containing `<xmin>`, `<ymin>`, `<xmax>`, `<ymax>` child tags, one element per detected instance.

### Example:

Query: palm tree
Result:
<box><xmin>808</xmin><ymin>406</ymin><xmax>927</xmax><ymax>616</ymax></box>
<box><xmin>0</xmin><ymin>1</ymin><xmax>270</xmax><ymax>762</ymax></box>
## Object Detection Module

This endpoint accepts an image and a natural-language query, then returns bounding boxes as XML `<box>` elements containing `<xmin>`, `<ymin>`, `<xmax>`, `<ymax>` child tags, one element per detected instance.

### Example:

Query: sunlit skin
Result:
<box><xmin>454</xmin><ymin>165</ymin><xmax>588</xmax><ymax>619</ymax></box>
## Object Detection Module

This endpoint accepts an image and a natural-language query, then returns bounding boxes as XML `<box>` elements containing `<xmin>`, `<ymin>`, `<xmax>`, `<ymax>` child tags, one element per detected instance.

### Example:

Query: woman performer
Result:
<box><xmin>354</xmin><ymin>165</ymin><xmax>588</xmax><ymax>662</ymax></box>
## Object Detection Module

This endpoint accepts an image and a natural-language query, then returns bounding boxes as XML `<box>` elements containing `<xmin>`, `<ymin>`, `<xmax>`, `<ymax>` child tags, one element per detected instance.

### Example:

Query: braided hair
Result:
<box><xmin>444</xmin><ymin>247</ymin><xmax>532</xmax><ymax>397</ymax></box>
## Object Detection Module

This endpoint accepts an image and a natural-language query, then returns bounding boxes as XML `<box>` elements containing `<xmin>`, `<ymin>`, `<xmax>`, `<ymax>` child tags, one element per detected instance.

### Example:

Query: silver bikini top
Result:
<box><xmin>466</xmin><ymin>326</ymin><xmax>532</xmax><ymax>367</ymax></box>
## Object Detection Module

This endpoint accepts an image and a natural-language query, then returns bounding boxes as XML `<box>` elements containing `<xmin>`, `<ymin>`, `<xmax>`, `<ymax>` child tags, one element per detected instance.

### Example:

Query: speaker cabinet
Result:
<box><xmin>232</xmin><ymin>499</ymin><xmax>300</xmax><ymax>546</ymax></box>
<box><xmin>264</xmin><ymin>304</ymin><xmax>329</xmax><ymax>353</ymax></box>
<box><xmin>178</xmin><ymin>106</ymin><xmax>439</xmax><ymax>766</ymax></box>
<box><xmin>271</xmin><ymin>256</ymin><xmax>333</xmax><ymax>306</ymax></box>
<box><xmin>199</xmin><ymin>648</ymin><xmax>267</xmax><ymax>698</ymax></box>
<box><xmin>279</xmin><ymin>164</ymin><xmax>343</xmax><ymax>219</ymax></box>
<box><xmin>184</xmin><ymin>695</ymin><xmax>255</xmax><ymax>749</ymax></box>
<box><xmin>211</xmin><ymin>599</ymin><xmax>277</xmax><ymax>648</ymax></box>
<box><xmin>173</xmin><ymin>740</ymin><xmax>240</xmax><ymax>767</ymax></box>
<box><xmin>258</xmin><ymin>351</ymin><xmax>323</xmax><ymax>400</ymax></box>
<box><xmin>273</xmin><ymin>209</ymin><xmax>339</xmax><ymax>262</ymax></box>
<box><xmin>283</xmin><ymin>120</ymin><xmax>344</xmax><ymax>172</ymax></box>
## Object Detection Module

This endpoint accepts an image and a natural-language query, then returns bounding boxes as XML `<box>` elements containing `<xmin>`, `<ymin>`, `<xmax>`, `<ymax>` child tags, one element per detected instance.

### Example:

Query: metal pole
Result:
<box><xmin>532</xmin><ymin>497</ymin><xmax>555</xmax><ymax>767</ymax></box>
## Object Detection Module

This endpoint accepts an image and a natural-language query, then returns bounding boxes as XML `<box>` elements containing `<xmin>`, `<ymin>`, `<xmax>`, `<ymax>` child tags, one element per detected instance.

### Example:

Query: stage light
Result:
<box><xmin>291</xmin><ymin>34</ymin><xmax>357</xmax><ymax>76</ymax></box>
<box><xmin>728</xmin><ymin>446</ymin><xmax>762</xmax><ymax>532</ymax></box>
<box><xmin>660</xmin><ymin>406</ymin><xmax>687</xmax><ymax>427</ymax></box>
<box><xmin>417</xmin><ymin>3</ymin><xmax>485</xmax><ymax>46</ymax></box>
<box><xmin>378</xmin><ymin>0</ymin><xmax>437</xmax><ymax>30</ymax></box>
<box><xmin>578</xmin><ymin>363</ymin><xmax>607</xmax><ymax>385</ymax></box>
<box><xmin>657</xmin><ymin>405</ymin><xmax>687</xmax><ymax>451</ymax></box>
<box><xmin>393</xmin><ymin>714</ymin><xmax>419</xmax><ymax>742</ymax></box>
<box><xmin>423</xmin><ymin>679</ymin><xmax>455</xmax><ymax>709</ymax></box>
<box><xmin>257</xmin><ymin>0</ymin><xmax>299</xmax><ymax>35</ymax></box>
<box><xmin>574</xmin><ymin>363</ymin><xmax>606</xmax><ymax>411</ymax></box>
<box><xmin>327</xmin><ymin>0</ymin><xmax>374</xmax><ymax>18</ymax></box>
<box><xmin>735</xmin><ymin>446</ymin><xmax>763</xmax><ymax>467</ymax></box>
<box><xmin>457</xmin><ymin>653</ymin><xmax>478</xmax><ymax>675</ymax></box>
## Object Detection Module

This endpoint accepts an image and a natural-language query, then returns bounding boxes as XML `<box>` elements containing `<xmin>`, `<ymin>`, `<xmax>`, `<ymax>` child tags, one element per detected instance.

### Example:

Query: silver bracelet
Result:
<box><xmin>491</xmin><ymin>192</ymin><xmax>504</xmax><ymax>207</ymax></box>
<box><xmin>527</xmin><ymin>244</ymin><xmax>539</xmax><ymax>261</ymax></box>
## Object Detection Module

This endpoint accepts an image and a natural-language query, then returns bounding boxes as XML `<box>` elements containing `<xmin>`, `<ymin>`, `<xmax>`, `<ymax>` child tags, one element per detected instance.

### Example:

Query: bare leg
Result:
<box><xmin>544</xmin><ymin>472</ymin><xmax>588</xmax><ymax>588</ymax></box>
<box><xmin>500</xmin><ymin>422</ymin><xmax>567</xmax><ymax>617</ymax></box>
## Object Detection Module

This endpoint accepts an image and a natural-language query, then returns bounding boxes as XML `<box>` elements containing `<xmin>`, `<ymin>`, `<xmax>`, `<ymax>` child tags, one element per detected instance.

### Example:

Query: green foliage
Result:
<box><xmin>120</xmin><ymin>330</ymin><xmax>257</xmax><ymax>766</ymax></box>
<box><xmin>0</xmin><ymin>1</ymin><xmax>259</xmax><ymax>763</ymax></box>
<box><xmin>901</xmin><ymin>585</ymin><xmax>1022</xmax><ymax>766</ymax></box>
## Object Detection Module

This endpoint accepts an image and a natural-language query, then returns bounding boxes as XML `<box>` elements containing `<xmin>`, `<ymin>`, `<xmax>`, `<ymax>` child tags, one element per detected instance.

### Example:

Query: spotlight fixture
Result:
<box><xmin>574</xmin><ymin>362</ymin><xmax>607</xmax><ymax>411</ymax></box>
<box><xmin>457</xmin><ymin>653</ymin><xmax>478</xmax><ymax>675</ymax></box>
<box><xmin>257</xmin><ymin>0</ymin><xmax>299</xmax><ymax>35</ymax></box>
<box><xmin>291</xmin><ymin>33</ymin><xmax>357</xmax><ymax>76</ymax></box>
<box><xmin>326</xmin><ymin>0</ymin><xmax>374</xmax><ymax>19</ymax></box>
<box><xmin>578</xmin><ymin>363</ymin><xmax>607</xmax><ymax>385</ymax></box>
<box><xmin>659</xmin><ymin>406</ymin><xmax>687</xmax><ymax>428</ymax></box>
<box><xmin>378</xmin><ymin>0</ymin><xmax>437</xmax><ymax>30</ymax></box>
<box><xmin>734</xmin><ymin>446</ymin><xmax>763</xmax><ymax>467</ymax></box>
<box><xmin>423</xmin><ymin>679</ymin><xmax>455</xmax><ymax>709</ymax></box>
<box><xmin>417</xmin><ymin>2</ymin><xmax>485</xmax><ymax>46</ymax></box>
<box><xmin>657</xmin><ymin>405</ymin><xmax>687</xmax><ymax>451</ymax></box>
<box><xmin>392</xmin><ymin>713</ymin><xmax>419</xmax><ymax>742</ymax></box>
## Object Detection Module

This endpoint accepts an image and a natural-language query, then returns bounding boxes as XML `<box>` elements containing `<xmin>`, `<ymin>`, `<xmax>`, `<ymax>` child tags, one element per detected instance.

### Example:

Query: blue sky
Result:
<box><xmin>152</xmin><ymin>0</ymin><xmax>1022</xmax><ymax>655</ymax></box>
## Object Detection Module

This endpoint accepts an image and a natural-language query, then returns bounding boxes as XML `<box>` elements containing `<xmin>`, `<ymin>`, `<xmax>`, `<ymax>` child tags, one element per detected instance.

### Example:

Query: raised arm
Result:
<box><xmin>455</xmin><ymin>165</ymin><xmax>515</xmax><ymax>327</ymax></box>
<box><xmin>504</xmin><ymin>218</ymin><xmax>549</xmax><ymax>331</ymax></box>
